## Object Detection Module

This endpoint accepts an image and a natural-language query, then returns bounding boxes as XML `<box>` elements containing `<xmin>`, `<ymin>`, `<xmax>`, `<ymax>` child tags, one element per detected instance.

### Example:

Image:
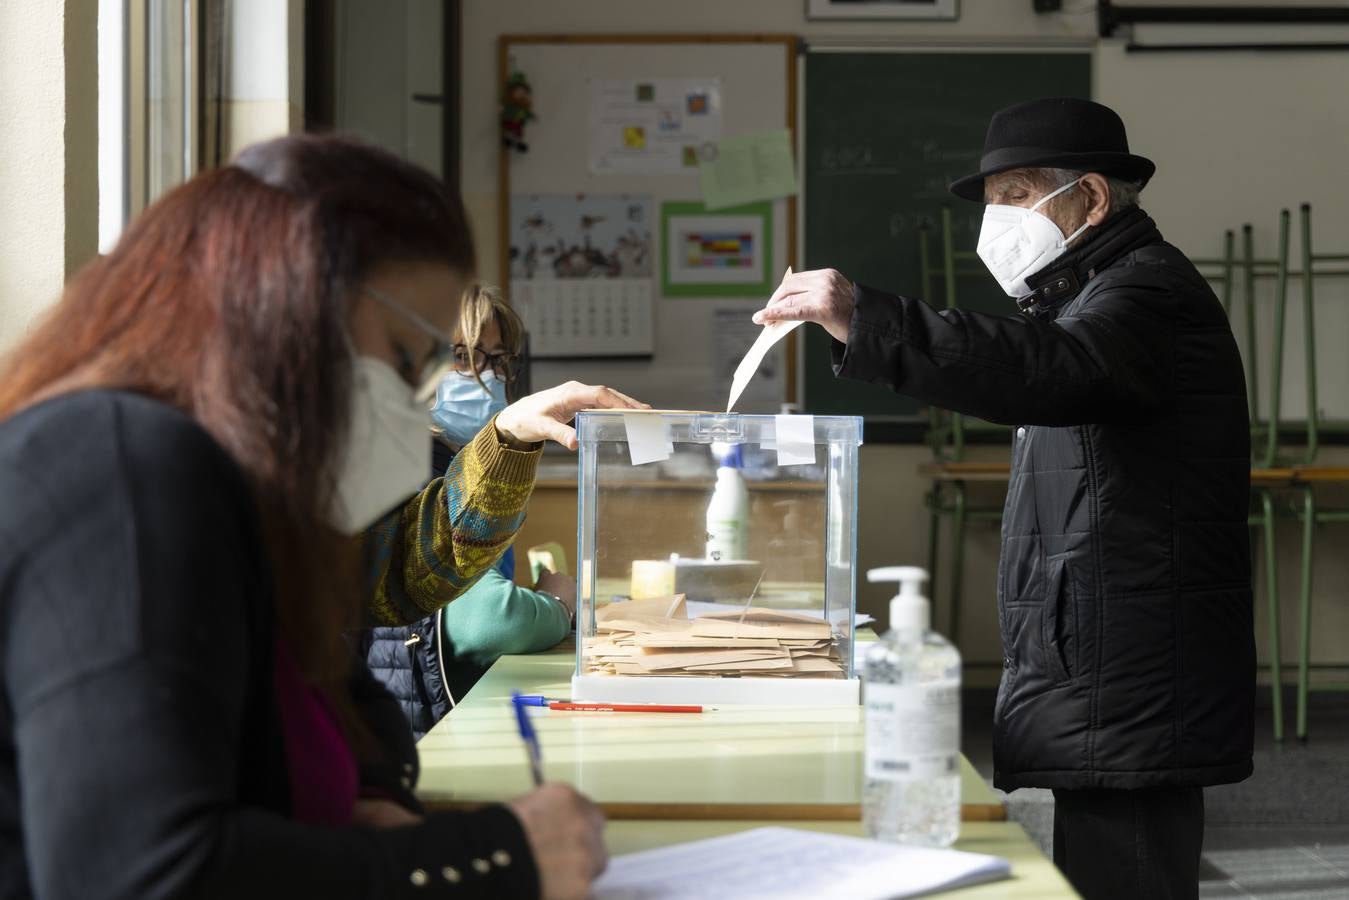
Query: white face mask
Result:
<box><xmin>328</xmin><ymin>356</ymin><xmax>432</xmax><ymax>535</ymax></box>
<box><xmin>976</xmin><ymin>177</ymin><xmax>1091</xmax><ymax>299</ymax></box>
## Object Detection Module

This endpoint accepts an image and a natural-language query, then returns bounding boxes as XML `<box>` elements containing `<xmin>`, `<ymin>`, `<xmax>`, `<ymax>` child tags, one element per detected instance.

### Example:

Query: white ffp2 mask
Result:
<box><xmin>329</xmin><ymin>356</ymin><xmax>432</xmax><ymax>534</ymax></box>
<box><xmin>976</xmin><ymin>177</ymin><xmax>1091</xmax><ymax>299</ymax></box>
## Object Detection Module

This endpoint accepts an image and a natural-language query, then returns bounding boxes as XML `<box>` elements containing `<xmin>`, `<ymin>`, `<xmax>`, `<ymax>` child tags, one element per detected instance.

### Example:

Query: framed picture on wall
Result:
<box><xmin>661</xmin><ymin>201</ymin><xmax>773</xmax><ymax>298</ymax></box>
<box><xmin>806</xmin><ymin>0</ymin><xmax>958</xmax><ymax>20</ymax></box>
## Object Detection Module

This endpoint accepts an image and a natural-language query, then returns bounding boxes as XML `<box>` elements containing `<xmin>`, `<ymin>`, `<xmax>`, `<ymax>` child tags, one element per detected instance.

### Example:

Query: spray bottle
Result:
<box><xmin>862</xmin><ymin>566</ymin><xmax>962</xmax><ymax>847</ymax></box>
<box><xmin>705</xmin><ymin>443</ymin><xmax>749</xmax><ymax>562</ymax></box>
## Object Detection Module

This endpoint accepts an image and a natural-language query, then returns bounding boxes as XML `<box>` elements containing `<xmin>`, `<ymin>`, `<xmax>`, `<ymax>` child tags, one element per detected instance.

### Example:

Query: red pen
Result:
<box><xmin>547</xmin><ymin>701</ymin><xmax>704</xmax><ymax>713</ymax></box>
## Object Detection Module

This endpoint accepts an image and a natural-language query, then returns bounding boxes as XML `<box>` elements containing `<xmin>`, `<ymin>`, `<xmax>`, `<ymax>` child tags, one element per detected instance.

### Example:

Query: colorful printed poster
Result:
<box><xmin>661</xmin><ymin>201</ymin><xmax>772</xmax><ymax>298</ymax></box>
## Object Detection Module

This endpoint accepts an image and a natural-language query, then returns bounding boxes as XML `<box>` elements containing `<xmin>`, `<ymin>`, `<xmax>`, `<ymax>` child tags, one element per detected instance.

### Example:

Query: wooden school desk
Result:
<box><xmin>416</xmin><ymin>645</ymin><xmax>1006</xmax><ymax>822</ymax></box>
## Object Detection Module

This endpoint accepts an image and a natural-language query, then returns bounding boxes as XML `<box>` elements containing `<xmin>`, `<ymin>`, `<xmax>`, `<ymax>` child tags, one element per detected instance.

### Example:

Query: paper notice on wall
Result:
<box><xmin>589</xmin><ymin>78</ymin><xmax>722</xmax><ymax>175</ymax></box>
<box><xmin>700</xmin><ymin>129</ymin><xmax>799</xmax><ymax>210</ymax></box>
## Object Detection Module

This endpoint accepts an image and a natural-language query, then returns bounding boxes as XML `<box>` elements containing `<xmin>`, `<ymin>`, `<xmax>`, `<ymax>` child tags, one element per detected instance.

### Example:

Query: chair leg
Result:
<box><xmin>949</xmin><ymin>482</ymin><xmax>967</xmax><ymax>647</ymax></box>
<box><xmin>1259</xmin><ymin>489</ymin><xmax>1282</xmax><ymax>741</ymax></box>
<box><xmin>1296</xmin><ymin>487</ymin><xmax>1316</xmax><ymax>741</ymax></box>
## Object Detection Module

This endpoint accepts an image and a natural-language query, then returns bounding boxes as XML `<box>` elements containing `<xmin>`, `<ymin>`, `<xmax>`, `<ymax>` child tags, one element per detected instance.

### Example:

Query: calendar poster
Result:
<box><xmin>509</xmin><ymin>193</ymin><xmax>655</xmax><ymax>358</ymax></box>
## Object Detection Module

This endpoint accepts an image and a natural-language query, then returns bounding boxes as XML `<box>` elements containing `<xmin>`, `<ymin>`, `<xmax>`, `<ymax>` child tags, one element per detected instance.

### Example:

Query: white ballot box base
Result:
<box><xmin>571</xmin><ymin>674</ymin><xmax>860</xmax><ymax>706</ymax></box>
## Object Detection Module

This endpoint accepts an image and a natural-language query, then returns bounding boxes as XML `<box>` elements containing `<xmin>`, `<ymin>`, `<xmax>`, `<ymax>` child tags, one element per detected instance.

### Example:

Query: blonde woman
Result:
<box><xmin>363</xmin><ymin>286</ymin><xmax>575</xmax><ymax>737</ymax></box>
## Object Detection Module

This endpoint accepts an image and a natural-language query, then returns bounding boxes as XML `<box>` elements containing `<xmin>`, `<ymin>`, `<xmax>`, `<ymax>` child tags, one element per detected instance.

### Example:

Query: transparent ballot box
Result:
<box><xmin>572</xmin><ymin>410</ymin><xmax>864</xmax><ymax>705</ymax></box>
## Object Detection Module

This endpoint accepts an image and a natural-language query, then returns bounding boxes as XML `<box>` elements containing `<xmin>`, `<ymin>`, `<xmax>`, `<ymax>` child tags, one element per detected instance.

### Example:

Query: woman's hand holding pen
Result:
<box><xmin>508</xmin><ymin>784</ymin><xmax>608</xmax><ymax>900</ymax></box>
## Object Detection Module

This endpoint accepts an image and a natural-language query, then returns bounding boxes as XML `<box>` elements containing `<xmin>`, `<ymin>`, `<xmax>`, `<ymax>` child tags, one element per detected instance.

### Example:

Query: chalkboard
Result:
<box><xmin>802</xmin><ymin>51</ymin><xmax>1092</xmax><ymax>421</ymax></box>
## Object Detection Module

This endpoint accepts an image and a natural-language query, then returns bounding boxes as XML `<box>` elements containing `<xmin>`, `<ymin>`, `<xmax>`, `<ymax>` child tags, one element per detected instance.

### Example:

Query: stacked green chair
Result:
<box><xmin>917</xmin><ymin>208</ymin><xmax>1009</xmax><ymax>647</ymax></box>
<box><xmin>1196</xmin><ymin>227</ymin><xmax>1288</xmax><ymax>740</ymax></box>
<box><xmin>1266</xmin><ymin>204</ymin><xmax>1349</xmax><ymax>741</ymax></box>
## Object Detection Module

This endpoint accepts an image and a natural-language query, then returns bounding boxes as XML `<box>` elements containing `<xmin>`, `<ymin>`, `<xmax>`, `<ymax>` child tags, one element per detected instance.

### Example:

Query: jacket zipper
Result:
<box><xmin>435</xmin><ymin>608</ymin><xmax>455</xmax><ymax>710</ymax></box>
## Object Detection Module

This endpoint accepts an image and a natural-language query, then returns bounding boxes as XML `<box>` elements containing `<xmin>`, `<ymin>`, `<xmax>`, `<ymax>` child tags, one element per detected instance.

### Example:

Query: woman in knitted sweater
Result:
<box><xmin>364</xmin><ymin>286</ymin><xmax>575</xmax><ymax>737</ymax></box>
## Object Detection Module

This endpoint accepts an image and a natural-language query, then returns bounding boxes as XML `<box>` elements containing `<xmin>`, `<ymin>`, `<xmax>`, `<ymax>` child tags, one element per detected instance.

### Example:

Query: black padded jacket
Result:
<box><xmin>834</xmin><ymin>208</ymin><xmax>1255</xmax><ymax>791</ymax></box>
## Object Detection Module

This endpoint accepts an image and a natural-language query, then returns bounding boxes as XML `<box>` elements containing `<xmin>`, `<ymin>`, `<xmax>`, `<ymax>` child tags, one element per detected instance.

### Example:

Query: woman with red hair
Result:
<box><xmin>0</xmin><ymin>134</ymin><xmax>634</xmax><ymax>899</ymax></box>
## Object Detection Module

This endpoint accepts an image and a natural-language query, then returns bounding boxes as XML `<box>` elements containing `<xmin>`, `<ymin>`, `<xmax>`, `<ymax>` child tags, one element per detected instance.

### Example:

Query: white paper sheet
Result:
<box><xmin>591</xmin><ymin>827</ymin><xmax>1011</xmax><ymax>900</ymax></box>
<box><xmin>774</xmin><ymin>414</ymin><xmax>817</xmax><ymax>466</ymax></box>
<box><xmin>728</xmin><ymin>268</ymin><xmax>799</xmax><ymax>413</ymax></box>
<box><xmin>623</xmin><ymin>413</ymin><xmax>673</xmax><ymax>466</ymax></box>
<box><xmin>727</xmin><ymin>319</ymin><xmax>802</xmax><ymax>412</ymax></box>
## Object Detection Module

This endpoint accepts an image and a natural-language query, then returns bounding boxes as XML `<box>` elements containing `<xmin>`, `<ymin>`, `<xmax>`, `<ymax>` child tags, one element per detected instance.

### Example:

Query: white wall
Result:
<box><xmin>221</xmin><ymin>0</ymin><xmax>303</xmax><ymax>157</ymax></box>
<box><xmin>0</xmin><ymin>0</ymin><xmax>98</xmax><ymax>354</ymax></box>
<box><xmin>1097</xmin><ymin>40</ymin><xmax>1349</xmax><ymax>422</ymax></box>
<box><xmin>463</xmin><ymin>0</ymin><xmax>1349</xmax><ymax>678</ymax></box>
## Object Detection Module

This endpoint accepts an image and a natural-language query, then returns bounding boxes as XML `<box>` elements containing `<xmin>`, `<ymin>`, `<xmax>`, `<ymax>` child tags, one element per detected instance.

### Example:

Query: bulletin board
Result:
<box><xmin>498</xmin><ymin>34</ymin><xmax>799</xmax><ymax>414</ymax></box>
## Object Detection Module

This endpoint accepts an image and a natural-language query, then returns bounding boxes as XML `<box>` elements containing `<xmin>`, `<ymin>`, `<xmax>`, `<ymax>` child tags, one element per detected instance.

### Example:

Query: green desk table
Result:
<box><xmin>605</xmin><ymin>820</ymin><xmax>1077</xmax><ymax>898</ymax></box>
<box><xmin>417</xmin><ymin>646</ymin><xmax>1005</xmax><ymax>822</ymax></box>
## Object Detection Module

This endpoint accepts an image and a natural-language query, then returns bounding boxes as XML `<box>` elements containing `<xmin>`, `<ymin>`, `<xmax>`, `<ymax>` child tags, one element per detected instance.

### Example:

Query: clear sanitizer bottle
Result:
<box><xmin>862</xmin><ymin>566</ymin><xmax>962</xmax><ymax>847</ymax></box>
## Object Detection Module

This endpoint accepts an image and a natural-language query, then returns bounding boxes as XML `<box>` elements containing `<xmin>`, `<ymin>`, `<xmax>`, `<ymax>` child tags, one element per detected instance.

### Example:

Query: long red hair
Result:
<box><xmin>0</xmin><ymin>134</ymin><xmax>475</xmax><ymax>694</ymax></box>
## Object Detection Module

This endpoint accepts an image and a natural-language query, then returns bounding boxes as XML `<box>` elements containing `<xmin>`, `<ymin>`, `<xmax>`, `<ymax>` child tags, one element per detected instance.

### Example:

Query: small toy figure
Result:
<box><xmin>501</xmin><ymin>70</ymin><xmax>535</xmax><ymax>153</ymax></box>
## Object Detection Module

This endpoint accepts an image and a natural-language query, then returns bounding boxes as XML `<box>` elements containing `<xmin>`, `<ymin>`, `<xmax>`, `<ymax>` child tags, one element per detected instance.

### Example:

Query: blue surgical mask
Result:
<box><xmin>431</xmin><ymin>370</ymin><xmax>509</xmax><ymax>447</ymax></box>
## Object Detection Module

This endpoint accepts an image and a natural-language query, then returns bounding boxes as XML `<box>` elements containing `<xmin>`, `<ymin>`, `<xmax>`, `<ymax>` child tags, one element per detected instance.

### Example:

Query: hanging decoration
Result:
<box><xmin>501</xmin><ymin>69</ymin><xmax>535</xmax><ymax>153</ymax></box>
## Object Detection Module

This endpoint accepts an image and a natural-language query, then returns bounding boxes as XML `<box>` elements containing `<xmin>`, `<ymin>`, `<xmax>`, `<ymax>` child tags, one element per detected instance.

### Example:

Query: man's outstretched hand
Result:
<box><xmin>752</xmin><ymin>268</ymin><xmax>855</xmax><ymax>344</ymax></box>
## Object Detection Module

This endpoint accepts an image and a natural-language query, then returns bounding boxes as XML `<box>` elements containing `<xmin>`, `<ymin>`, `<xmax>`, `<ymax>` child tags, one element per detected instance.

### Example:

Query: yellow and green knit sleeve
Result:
<box><xmin>364</xmin><ymin>418</ymin><xmax>542</xmax><ymax>626</ymax></box>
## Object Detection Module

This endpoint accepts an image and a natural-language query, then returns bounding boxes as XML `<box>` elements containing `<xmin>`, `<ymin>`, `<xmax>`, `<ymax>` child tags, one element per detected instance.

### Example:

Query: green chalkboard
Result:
<box><xmin>802</xmin><ymin>51</ymin><xmax>1092</xmax><ymax>420</ymax></box>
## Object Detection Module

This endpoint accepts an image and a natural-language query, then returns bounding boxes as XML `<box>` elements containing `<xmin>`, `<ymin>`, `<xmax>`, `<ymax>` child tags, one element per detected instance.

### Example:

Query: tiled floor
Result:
<box><xmin>1199</xmin><ymin>826</ymin><xmax>1349</xmax><ymax>899</ymax></box>
<box><xmin>961</xmin><ymin>687</ymin><xmax>1349</xmax><ymax>899</ymax></box>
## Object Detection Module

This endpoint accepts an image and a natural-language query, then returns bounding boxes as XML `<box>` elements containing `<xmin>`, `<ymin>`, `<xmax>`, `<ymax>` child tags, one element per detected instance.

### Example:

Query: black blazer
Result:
<box><xmin>0</xmin><ymin>390</ymin><xmax>539</xmax><ymax>899</ymax></box>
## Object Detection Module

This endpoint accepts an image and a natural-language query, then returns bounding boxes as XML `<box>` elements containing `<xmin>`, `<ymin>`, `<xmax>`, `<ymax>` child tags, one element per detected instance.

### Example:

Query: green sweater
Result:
<box><xmin>439</xmin><ymin>566</ymin><xmax>569</xmax><ymax>672</ymax></box>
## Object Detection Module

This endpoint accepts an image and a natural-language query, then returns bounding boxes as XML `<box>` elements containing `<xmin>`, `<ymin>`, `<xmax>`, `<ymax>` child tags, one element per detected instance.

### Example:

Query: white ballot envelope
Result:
<box><xmin>727</xmin><ymin>268</ymin><xmax>802</xmax><ymax>412</ymax></box>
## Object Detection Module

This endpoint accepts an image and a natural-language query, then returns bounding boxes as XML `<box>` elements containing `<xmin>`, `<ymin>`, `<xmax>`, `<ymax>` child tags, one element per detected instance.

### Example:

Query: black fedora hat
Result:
<box><xmin>949</xmin><ymin>97</ymin><xmax>1155</xmax><ymax>202</ymax></box>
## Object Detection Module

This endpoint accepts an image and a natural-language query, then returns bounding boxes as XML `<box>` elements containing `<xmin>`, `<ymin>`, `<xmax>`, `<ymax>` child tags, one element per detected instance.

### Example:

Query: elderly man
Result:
<box><xmin>756</xmin><ymin>97</ymin><xmax>1254</xmax><ymax>900</ymax></box>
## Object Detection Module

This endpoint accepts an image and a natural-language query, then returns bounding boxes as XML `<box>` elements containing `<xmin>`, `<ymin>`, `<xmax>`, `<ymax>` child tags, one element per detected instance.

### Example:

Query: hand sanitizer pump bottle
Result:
<box><xmin>862</xmin><ymin>566</ymin><xmax>962</xmax><ymax>847</ymax></box>
<box><xmin>705</xmin><ymin>443</ymin><xmax>748</xmax><ymax>562</ymax></box>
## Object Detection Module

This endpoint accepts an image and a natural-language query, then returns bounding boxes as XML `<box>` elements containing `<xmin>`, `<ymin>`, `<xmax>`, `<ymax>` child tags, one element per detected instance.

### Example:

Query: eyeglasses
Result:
<box><xmin>362</xmin><ymin>287</ymin><xmax>457</xmax><ymax>392</ymax></box>
<box><xmin>451</xmin><ymin>343</ymin><xmax>520</xmax><ymax>382</ymax></box>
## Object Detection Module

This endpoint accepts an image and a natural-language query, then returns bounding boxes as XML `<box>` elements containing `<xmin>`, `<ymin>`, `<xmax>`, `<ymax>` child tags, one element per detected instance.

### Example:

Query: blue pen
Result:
<box><xmin>514</xmin><ymin>694</ymin><xmax>552</xmax><ymax>707</ymax></box>
<box><xmin>511</xmin><ymin>691</ymin><xmax>545</xmax><ymax>786</ymax></box>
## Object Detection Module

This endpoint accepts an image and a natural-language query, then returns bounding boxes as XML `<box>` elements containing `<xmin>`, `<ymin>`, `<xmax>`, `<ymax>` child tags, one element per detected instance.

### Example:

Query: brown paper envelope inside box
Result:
<box><xmin>695</xmin><ymin>607</ymin><xmax>831</xmax><ymax>626</ymax></box>
<box><xmin>633</xmin><ymin>636</ymin><xmax>782</xmax><ymax>649</ymax></box>
<box><xmin>788</xmin><ymin>656</ymin><xmax>844</xmax><ymax>673</ymax></box>
<box><xmin>596</xmin><ymin>594</ymin><xmax>688</xmax><ymax>622</ymax></box>
<box><xmin>689</xmin><ymin>618</ymin><xmax>834</xmax><ymax>641</ymax></box>
<box><xmin>634</xmin><ymin>648</ymin><xmax>788</xmax><ymax>671</ymax></box>
<box><xmin>612</xmin><ymin>663</ymin><xmax>703</xmax><ymax>676</ymax></box>
<box><xmin>599</xmin><ymin>615</ymin><xmax>696</xmax><ymax>635</ymax></box>
<box><xmin>682</xmin><ymin>657</ymin><xmax>796</xmax><ymax>672</ymax></box>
